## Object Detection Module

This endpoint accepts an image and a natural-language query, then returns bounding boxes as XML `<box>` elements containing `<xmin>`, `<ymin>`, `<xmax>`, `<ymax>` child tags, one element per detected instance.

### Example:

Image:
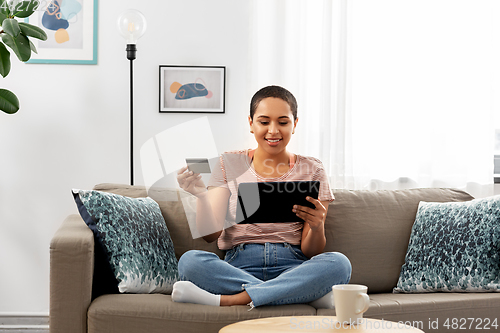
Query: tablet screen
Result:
<box><xmin>235</xmin><ymin>181</ymin><xmax>320</xmax><ymax>224</ymax></box>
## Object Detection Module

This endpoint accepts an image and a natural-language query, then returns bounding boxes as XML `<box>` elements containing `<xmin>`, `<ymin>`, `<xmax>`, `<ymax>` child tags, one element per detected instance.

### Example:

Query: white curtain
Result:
<box><xmin>249</xmin><ymin>0</ymin><xmax>496</xmax><ymax>197</ymax></box>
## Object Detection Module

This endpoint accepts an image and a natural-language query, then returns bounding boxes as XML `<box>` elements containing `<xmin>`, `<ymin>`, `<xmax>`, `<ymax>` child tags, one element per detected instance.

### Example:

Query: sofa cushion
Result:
<box><xmin>325</xmin><ymin>188</ymin><xmax>474</xmax><ymax>294</ymax></box>
<box><xmin>88</xmin><ymin>294</ymin><xmax>317</xmax><ymax>333</ymax></box>
<box><xmin>394</xmin><ymin>195</ymin><xmax>500</xmax><ymax>293</ymax></box>
<box><xmin>317</xmin><ymin>292</ymin><xmax>500</xmax><ymax>331</ymax></box>
<box><xmin>94</xmin><ymin>184</ymin><xmax>225</xmax><ymax>260</ymax></box>
<box><xmin>73</xmin><ymin>189</ymin><xmax>179</xmax><ymax>294</ymax></box>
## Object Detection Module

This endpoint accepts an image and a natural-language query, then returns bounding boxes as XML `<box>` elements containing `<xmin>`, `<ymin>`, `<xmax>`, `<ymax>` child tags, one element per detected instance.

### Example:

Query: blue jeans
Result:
<box><xmin>178</xmin><ymin>242</ymin><xmax>351</xmax><ymax>307</ymax></box>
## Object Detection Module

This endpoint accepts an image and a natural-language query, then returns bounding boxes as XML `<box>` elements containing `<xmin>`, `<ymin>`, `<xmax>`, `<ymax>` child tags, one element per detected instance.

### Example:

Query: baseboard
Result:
<box><xmin>0</xmin><ymin>313</ymin><xmax>49</xmax><ymax>333</ymax></box>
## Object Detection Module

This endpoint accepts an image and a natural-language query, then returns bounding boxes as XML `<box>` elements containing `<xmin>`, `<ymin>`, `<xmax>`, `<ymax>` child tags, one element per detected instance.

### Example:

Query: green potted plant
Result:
<box><xmin>0</xmin><ymin>0</ymin><xmax>47</xmax><ymax>114</ymax></box>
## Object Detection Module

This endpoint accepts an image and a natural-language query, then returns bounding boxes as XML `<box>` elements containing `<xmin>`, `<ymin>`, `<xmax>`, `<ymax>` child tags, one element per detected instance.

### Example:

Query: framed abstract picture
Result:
<box><xmin>159</xmin><ymin>65</ymin><xmax>226</xmax><ymax>113</ymax></box>
<box><xmin>24</xmin><ymin>0</ymin><xmax>98</xmax><ymax>64</ymax></box>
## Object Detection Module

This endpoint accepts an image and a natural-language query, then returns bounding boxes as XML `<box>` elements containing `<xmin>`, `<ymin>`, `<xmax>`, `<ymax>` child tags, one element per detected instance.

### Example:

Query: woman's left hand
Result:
<box><xmin>293</xmin><ymin>197</ymin><xmax>327</xmax><ymax>231</ymax></box>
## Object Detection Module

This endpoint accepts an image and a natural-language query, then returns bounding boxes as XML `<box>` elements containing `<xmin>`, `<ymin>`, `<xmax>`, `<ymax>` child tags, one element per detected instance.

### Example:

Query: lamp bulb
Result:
<box><xmin>117</xmin><ymin>9</ymin><xmax>147</xmax><ymax>44</ymax></box>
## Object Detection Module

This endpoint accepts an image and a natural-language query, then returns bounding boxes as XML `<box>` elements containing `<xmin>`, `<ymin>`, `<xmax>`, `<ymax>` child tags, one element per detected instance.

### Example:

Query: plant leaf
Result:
<box><xmin>0</xmin><ymin>88</ymin><xmax>19</xmax><ymax>114</ymax></box>
<box><xmin>2</xmin><ymin>18</ymin><xmax>21</xmax><ymax>37</ymax></box>
<box><xmin>13</xmin><ymin>0</ymin><xmax>37</xmax><ymax>18</ymax></box>
<box><xmin>18</xmin><ymin>22</ymin><xmax>47</xmax><ymax>41</ymax></box>
<box><xmin>0</xmin><ymin>42</ymin><xmax>11</xmax><ymax>77</ymax></box>
<box><xmin>28</xmin><ymin>38</ymin><xmax>36</xmax><ymax>53</ymax></box>
<box><xmin>1</xmin><ymin>33</ymin><xmax>31</xmax><ymax>61</ymax></box>
<box><xmin>0</xmin><ymin>10</ymin><xmax>7</xmax><ymax>25</ymax></box>
<box><xmin>0</xmin><ymin>0</ymin><xmax>10</xmax><ymax>17</ymax></box>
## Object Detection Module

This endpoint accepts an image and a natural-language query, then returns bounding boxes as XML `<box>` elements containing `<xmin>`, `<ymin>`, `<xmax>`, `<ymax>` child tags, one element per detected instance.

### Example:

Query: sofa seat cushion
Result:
<box><xmin>317</xmin><ymin>293</ymin><xmax>500</xmax><ymax>330</ymax></box>
<box><xmin>88</xmin><ymin>294</ymin><xmax>317</xmax><ymax>333</ymax></box>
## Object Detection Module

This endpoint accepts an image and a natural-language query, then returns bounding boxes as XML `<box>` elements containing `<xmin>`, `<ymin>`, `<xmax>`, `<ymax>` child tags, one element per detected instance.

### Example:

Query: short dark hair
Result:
<box><xmin>250</xmin><ymin>85</ymin><xmax>298</xmax><ymax>120</ymax></box>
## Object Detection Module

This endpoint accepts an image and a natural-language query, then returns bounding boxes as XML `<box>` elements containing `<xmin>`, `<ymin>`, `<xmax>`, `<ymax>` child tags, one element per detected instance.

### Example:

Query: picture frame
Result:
<box><xmin>159</xmin><ymin>65</ymin><xmax>225</xmax><ymax>113</ymax></box>
<box><xmin>24</xmin><ymin>0</ymin><xmax>98</xmax><ymax>64</ymax></box>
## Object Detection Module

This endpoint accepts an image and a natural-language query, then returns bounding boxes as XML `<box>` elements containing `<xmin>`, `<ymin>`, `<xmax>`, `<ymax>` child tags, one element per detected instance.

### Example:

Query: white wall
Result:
<box><xmin>0</xmin><ymin>0</ymin><xmax>253</xmax><ymax>313</ymax></box>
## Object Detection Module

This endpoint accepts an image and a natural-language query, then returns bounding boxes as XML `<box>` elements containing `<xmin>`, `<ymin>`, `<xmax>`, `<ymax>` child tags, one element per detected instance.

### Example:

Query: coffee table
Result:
<box><xmin>219</xmin><ymin>316</ymin><xmax>425</xmax><ymax>332</ymax></box>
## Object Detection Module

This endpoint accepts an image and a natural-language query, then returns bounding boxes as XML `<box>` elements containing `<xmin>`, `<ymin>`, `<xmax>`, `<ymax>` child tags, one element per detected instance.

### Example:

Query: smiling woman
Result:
<box><xmin>249</xmin><ymin>98</ymin><xmax>297</xmax><ymax>161</ymax></box>
<box><xmin>173</xmin><ymin>85</ymin><xmax>351</xmax><ymax>309</ymax></box>
<box><xmin>247</xmin><ymin>86</ymin><xmax>298</xmax><ymax>178</ymax></box>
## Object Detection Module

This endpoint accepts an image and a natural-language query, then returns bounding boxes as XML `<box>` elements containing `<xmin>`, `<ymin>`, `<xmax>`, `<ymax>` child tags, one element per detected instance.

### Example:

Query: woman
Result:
<box><xmin>173</xmin><ymin>85</ymin><xmax>351</xmax><ymax>309</ymax></box>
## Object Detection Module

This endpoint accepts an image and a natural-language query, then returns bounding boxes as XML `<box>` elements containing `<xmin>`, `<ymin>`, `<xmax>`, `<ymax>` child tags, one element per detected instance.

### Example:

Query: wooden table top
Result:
<box><xmin>219</xmin><ymin>316</ymin><xmax>425</xmax><ymax>333</ymax></box>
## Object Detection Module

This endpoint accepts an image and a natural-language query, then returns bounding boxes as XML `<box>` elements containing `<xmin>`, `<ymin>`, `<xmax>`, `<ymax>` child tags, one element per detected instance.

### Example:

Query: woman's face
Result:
<box><xmin>248</xmin><ymin>97</ymin><xmax>298</xmax><ymax>155</ymax></box>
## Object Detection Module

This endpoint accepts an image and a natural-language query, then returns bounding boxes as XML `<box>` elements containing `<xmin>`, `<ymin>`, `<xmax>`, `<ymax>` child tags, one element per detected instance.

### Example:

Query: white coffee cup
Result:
<box><xmin>332</xmin><ymin>284</ymin><xmax>370</xmax><ymax>325</ymax></box>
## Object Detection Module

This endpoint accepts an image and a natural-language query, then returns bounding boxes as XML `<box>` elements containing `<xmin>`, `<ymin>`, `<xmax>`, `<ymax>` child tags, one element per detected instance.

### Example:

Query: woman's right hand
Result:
<box><xmin>177</xmin><ymin>166</ymin><xmax>207</xmax><ymax>196</ymax></box>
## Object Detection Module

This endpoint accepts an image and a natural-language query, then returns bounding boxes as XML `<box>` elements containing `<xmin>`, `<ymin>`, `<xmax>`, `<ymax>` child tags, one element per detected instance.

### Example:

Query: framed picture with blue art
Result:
<box><xmin>24</xmin><ymin>0</ymin><xmax>98</xmax><ymax>64</ymax></box>
<box><xmin>159</xmin><ymin>65</ymin><xmax>226</xmax><ymax>113</ymax></box>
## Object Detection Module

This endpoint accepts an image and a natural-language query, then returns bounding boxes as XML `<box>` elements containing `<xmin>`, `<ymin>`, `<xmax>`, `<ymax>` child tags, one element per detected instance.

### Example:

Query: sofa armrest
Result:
<box><xmin>50</xmin><ymin>214</ymin><xmax>94</xmax><ymax>333</ymax></box>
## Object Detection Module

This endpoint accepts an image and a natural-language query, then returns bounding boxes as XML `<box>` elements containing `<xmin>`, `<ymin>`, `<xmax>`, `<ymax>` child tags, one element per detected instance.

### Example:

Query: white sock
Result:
<box><xmin>171</xmin><ymin>281</ymin><xmax>221</xmax><ymax>306</ymax></box>
<box><xmin>309</xmin><ymin>291</ymin><xmax>335</xmax><ymax>309</ymax></box>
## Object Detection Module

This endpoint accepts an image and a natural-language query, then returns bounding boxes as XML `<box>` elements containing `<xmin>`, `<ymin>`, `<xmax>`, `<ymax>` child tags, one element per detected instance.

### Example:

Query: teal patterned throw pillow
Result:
<box><xmin>73</xmin><ymin>189</ymin><xmax>179</xmax><ymax>294</ymax></box>
<box><xmin>394</xmin><ymin>195</ymin><xmax>500</xmax><ymax>293</ymax></box>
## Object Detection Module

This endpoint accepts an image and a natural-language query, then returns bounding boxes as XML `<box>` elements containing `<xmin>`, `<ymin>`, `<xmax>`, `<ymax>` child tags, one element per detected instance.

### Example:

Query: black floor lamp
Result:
<box><xmin>117</xmin><ymin>9</ymin><xmax>147</xmax><ymax>186</ymax></box>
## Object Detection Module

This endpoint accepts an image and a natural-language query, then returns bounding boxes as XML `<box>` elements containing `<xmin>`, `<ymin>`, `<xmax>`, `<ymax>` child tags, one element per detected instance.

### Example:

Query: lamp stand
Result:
<box><xmin>127</xmin><ymin>44</ymin><xmax>136</xmax><ymax>185</ymax></box>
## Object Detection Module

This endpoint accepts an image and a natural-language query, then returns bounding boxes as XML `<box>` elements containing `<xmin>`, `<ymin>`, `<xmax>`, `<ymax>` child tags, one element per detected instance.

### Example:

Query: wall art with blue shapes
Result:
<box><xmin>160</xmin><ymin>66</ymin><xmax>226</xmax><ymax>113</ymax></box>
<box><xmin>25</xmin><ymin>0</ymin><xmax>97</xmax><ymax>64</ymax></box>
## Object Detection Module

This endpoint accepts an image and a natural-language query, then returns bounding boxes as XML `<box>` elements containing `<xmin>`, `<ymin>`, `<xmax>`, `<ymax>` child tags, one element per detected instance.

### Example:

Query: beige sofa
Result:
<box><xmin>50</xmin><ymin>184</ymin><xmax>500</xmax><ymax>333</ymax></box>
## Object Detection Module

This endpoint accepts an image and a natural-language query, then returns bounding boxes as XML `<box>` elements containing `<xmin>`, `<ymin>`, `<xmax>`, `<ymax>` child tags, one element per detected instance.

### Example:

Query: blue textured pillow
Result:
<box><xmin>73</xmin><ymin>189</ymin><xmax>179</xmax><ymax>294</ymax></box>
<box><xmin>394</xmin><ymin>195</ymin><xmax>500</xmax><ymax>293</ymax></box>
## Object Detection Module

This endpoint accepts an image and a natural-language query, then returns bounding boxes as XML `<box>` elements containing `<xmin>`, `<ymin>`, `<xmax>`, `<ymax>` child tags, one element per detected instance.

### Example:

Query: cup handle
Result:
<box><xmin>355</xmin><ymin>293</ymin><xmax>370</xmax><ymax>314</ymax></box>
